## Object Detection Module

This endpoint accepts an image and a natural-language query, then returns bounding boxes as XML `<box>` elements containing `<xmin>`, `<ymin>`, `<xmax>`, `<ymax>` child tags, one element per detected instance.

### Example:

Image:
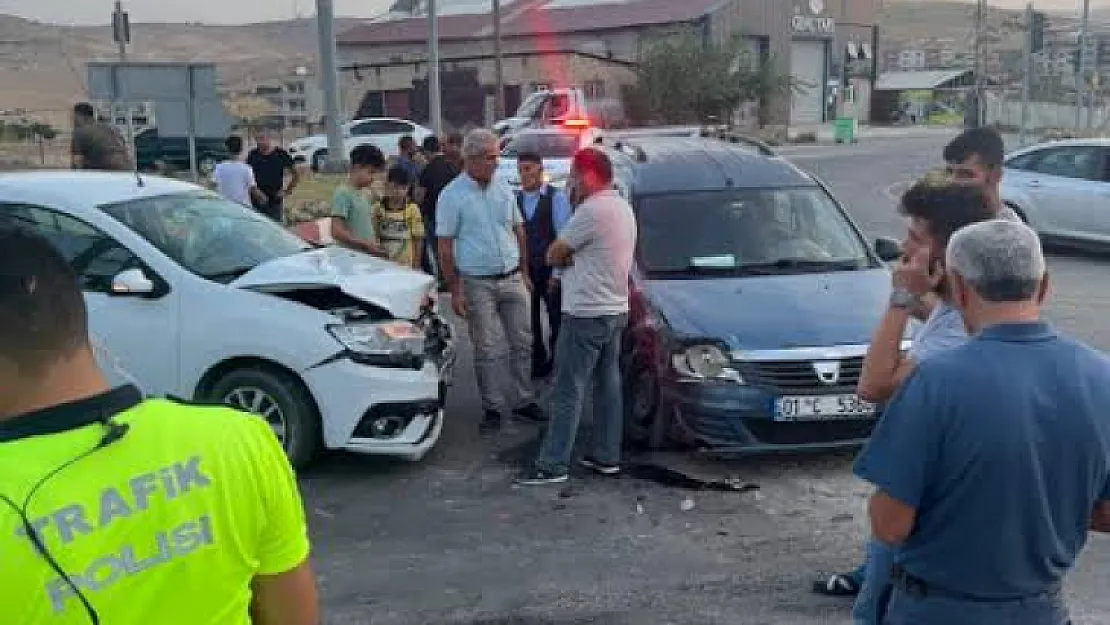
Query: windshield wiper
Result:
<box><xmin>203</xmin><ymin>265</ymin><xmax>257</xmax><ymax>281</ymax></box>
<box><xmin>736</xmin><ymin>258</ymin><xmax>867</xmax><ymax>274</ymax></box>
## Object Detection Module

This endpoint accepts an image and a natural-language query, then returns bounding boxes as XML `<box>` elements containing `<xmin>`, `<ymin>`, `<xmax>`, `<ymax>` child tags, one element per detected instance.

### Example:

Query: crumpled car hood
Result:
<box><xmin>230</xmin><ymin>247</ymin><xmax>435</xmax><ymax>320</ymax></box>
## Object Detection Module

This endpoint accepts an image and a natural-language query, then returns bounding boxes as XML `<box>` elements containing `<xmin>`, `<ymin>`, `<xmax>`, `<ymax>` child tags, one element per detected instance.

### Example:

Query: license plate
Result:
<box><xmin>774</xmin><ymin>394</ymin><xmax>876</xmax><ymax>422</ymax></box>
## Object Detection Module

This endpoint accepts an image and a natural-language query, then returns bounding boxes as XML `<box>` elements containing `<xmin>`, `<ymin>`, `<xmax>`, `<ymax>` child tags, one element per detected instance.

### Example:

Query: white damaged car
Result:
<box><xmin>0</xmin><ymin>172</ymin><xmax>455</xmax><ymax>468</ymax></box>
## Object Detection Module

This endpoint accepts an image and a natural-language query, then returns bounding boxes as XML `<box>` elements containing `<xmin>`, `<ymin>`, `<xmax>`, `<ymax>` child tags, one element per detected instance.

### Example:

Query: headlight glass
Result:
<box><xmin>329</xmin><ymin>321</ymin><xmax>425</xmax><ymax>357</ymax></box>
<box><xmin>672</xmin><ymin>344</ymin><xmax>743</xmax><ymax>382</ymax></box>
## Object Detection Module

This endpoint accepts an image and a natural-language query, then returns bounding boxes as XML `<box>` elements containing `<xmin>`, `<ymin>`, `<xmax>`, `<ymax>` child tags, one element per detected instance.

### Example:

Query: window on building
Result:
<box><xmin>584</xmin><ymin>80</ymin><xmax>606</xmax><ymax>99</ymax></box>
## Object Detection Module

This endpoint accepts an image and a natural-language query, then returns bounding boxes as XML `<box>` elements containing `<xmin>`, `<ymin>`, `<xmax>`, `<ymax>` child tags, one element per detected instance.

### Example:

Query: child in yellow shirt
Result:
<box><xmin>374</xmin><ymin>164</ymin><xmax>425</xmax><ymax>270</ymax></box>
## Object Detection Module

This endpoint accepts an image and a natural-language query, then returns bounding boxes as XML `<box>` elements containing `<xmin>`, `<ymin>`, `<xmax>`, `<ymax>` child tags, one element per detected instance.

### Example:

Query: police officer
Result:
<box><xmin>0</xmin><ymin>226</ymin><xmax>318</xmax><ymax>624</ymax></box>
<box><xmin>515</xmin><ymin>151</ymin><xmax>573</xmax><ymax>379</ymax></box>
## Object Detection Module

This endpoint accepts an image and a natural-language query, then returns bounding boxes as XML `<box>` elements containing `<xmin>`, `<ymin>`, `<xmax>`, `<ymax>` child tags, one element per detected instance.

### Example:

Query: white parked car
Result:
<box><xmin>288</xmin><ymin>118</ymin><xmax>434</xmax><ymax>171</ymax></box>
<box><xmin>0</xmin><ymin>172</ymin><xmax>455</xmax><ymax>468</ymax></box>
<box><xmin>1001</xmin><ymin>138</ymin><xmax>1110</xmax><ymax>249</ymax></box>
<box><xmin>496</xmin><ymin>125</ymin><xmax>604</xmax><ymax>189</ymax></box>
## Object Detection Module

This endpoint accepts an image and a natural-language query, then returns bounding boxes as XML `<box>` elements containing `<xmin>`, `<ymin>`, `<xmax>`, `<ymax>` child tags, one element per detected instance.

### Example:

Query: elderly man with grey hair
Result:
<box><xmin>853</xmin><ymin>219</ymin><xmax>1110</xmax><ymax>625</ymax></box>
<box><xmin>436</xmin><ymin>128</ymin><xmax>545</xmax><ymax>434</ymax></box>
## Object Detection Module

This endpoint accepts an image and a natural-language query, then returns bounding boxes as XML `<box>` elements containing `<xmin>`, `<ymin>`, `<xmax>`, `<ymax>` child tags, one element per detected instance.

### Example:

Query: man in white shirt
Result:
<box><xmin>212</xmin><ymin>136</ymin><xmax>265</xmax><ymax>208</ymax></box>
<box><xmin>517</xmin><ymin>148</ymin><xmax>637</xmax><ymax>485</ymax></box>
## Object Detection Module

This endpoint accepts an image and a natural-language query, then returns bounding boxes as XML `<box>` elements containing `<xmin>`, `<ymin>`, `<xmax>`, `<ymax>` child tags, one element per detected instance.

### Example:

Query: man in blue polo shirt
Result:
<box><xmin>856</xmin><ymin>219</ymin><xmax>1110</xmax><ymax>624</ymax></box>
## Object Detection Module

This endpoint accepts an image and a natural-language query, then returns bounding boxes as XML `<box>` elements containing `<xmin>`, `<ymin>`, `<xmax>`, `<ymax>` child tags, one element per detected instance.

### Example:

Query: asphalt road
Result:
<box><xmin>302</xmin><ymin>134</ymin><xmax>1110</xmax><ymax>624</ymax></box>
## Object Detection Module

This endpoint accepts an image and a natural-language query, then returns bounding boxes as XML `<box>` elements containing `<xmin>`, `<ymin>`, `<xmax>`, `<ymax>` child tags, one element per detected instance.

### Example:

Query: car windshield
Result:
<box><xmin>501</xmin><ymin>133</ymin><xmax>578</xmax><ymax>159</ymax></box>
<box><xmin>636</xmin><ymin>187</ymin><xmax>873</xmax><ymax>277</ymax></box>
<box><xmin>515</xmin><ymin>92</ymin><xmax>547</xmax><ymax>120</ymax></box>
<box><xmin>100</xmin><ymin>191</ymin><xmax>312</xmax><ymax>282</ymax></box>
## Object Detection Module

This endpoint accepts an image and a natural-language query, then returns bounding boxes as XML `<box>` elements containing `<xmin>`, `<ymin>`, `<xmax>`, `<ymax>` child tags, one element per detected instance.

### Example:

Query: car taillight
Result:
<box><xmin>562</xmin><ymin>118</ymin><xmax>590</xmax><ymax>128</ymax></box>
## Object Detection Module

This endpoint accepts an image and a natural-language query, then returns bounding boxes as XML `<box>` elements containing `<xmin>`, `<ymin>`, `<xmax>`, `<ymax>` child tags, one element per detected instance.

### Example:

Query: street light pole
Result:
<box><xmin>1076</xmin><ymin>0</ymin><xmax>1091</xmax><ymax>128</ymax></box>
<box><xmin>492</xmin><ymin>0</ymin><xmax>505</xmax><ymax>120</ymax></box>
<box><xmin>428</xmin><ymin>0</ymin><xmax>443</xmax><ymax>135</ymax></box>
<box><xmin>317</xmin><ymin>0</ymin><xmax>346</xmax><ymax>172</ymax></box>
<box><xmin>112</xmin><ymin>1</ymin><xmax>136</xmax><ymax>167</ymax></box>
<box><xmin>973</xmin><ymin>0</ymin><xmax>986</xmax><ymax>127</ymax></box>
<box><xmin>1020</xmin><ymin>3</ymin><xmax>1033</xmax><ymax>147</ymax></box>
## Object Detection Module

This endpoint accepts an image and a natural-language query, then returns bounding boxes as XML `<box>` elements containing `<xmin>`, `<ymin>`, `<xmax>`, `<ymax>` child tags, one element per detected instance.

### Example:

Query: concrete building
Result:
<box><xmin>246</xmin><ymin>67</ymin><xmax>325</xmax><ymax>131</ymax></box>
<box><xmin>335</xmin><ymin>0</ymin><xmax>880</xmax><ymax>130</ymax></box>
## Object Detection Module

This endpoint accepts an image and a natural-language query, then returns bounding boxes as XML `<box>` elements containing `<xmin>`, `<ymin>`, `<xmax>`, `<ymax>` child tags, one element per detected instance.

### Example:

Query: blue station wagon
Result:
<box><xmin>607</xmin><ymin>136</ymin><xmax>906</xmax><ymax>453</ymax></box>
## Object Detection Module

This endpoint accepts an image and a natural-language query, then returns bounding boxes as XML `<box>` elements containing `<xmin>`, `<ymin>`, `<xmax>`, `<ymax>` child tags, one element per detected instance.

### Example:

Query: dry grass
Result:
<box><xmin>285</xmin><ymin>167</ymin><xmax>387</xmax><ymax>224</ymax></box>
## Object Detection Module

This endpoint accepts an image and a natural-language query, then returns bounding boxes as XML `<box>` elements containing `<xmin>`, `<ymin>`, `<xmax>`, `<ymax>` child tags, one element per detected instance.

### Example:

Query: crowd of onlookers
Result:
<box><xmin>60</xmin><ymin>98</ymin><xmax>1110</xmax><ymax>624</ymax></box>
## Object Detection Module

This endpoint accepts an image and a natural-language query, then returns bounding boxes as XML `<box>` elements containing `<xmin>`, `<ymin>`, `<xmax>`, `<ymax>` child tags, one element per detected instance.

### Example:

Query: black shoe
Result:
<box><xmin>515</xmin><ymin>467</ymin><xmax>569</xmax><ymax>485</ymax></box>
<box><xmin>512</xmin><ymin>403</ymin><xmax>547</xmax><ymax>423</ymax></box>
<box><xmin>531</xmin><ymin>359</ymin><xmax>553</xmax><ymax>379</ymax></box>
<box><xmin>578</xmin><ymin>456</ymin><xmax>621</xmax><ymax>476</ymax></box>
<box><xmin>479</xmin><ymin>410</ymin><xmax>503</xmax><ymax>434</ymax></box>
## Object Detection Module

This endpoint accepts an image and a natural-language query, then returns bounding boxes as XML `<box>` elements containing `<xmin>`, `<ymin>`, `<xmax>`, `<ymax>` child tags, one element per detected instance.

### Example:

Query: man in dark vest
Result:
<box><xmin>515</xmin><ymin>152</ymin><xmax>573</xmax><ymax>379</ymax></box>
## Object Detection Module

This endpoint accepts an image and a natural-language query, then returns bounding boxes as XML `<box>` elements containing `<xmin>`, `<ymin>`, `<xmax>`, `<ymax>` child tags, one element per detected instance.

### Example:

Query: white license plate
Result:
<box><xmin>774</xmin><ymin>394</ymin><xmax>876</xmax><ymax>422</ymax></box>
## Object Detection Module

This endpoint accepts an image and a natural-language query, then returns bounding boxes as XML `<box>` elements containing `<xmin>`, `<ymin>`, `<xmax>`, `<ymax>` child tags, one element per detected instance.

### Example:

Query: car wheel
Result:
<box><xmin>623</xmin><ymin>363</ymin><xmax>673</xmax><ymax>450</ymax></box>
<box><xmin>311</xmin><ymin>149</ymin><xmax>328</xmax><ymax>173</ymax></box>
<box><xmin>207</xmin><ymin>367</ymin><xmax>321</xmax><ymax>469</ymax></box>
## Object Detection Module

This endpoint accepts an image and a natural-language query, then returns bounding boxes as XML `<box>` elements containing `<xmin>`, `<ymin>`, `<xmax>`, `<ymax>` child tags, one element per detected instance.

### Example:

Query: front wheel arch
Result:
<box><xmin>194</xmin><ymin>357</ymin><xmax>322</xmax><ymax>468</ymax></box>
<box><xmin>1004</xmin><ymin>201</ymin><xmax>1029</xmax><ymax>224</ymax></box>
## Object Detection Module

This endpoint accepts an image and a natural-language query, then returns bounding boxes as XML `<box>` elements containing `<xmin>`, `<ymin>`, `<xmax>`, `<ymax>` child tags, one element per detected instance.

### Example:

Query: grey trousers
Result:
<box><xmin>461</xmin><ymin>272</ymin><xmax>535</xmax><ymax>413</ymax></box>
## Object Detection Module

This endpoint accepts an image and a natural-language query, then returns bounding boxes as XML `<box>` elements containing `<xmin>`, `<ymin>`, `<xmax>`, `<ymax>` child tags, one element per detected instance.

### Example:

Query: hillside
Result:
<box><xmin>879</xmin><ymin>1</ymin><xmax>1025</xmax><ymax>48</ymax></box>
<box><xmin>0</xmin><ymin>14</ymin><xmax>361</xmax><ymax>126</ymax></box>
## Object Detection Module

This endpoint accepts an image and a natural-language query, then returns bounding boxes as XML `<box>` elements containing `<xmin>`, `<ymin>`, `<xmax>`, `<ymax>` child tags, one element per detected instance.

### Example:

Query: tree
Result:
<box><xmin>622</xmin><ymin>34</ymin><xmax>793</xmax><ymax>126</ymax></box>
<box><xmin>224</xmin><ymin>96</ymin><xmax>273</xmax><ymax>133</ymax></box>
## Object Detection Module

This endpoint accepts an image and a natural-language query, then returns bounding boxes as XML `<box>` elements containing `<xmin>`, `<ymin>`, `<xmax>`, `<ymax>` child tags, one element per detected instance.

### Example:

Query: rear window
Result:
<box><xmin>501</xmin><ymin>133</ymin><xmax>578</xmax><ymax>159</ymax></box>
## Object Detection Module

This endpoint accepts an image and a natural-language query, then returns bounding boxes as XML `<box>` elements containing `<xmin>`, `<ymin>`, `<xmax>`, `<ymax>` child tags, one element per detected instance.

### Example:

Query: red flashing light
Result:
<box><xmin>562</xmin><ymin>118</ymin><xmax>591</xmax><ymax>128</ymax></box>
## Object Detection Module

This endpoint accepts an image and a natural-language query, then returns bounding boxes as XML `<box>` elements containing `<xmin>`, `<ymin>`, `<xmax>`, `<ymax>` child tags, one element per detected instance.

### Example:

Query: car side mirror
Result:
<box><xmin>874</xmin><ymin>237</ymin><xmax>902</xmax><ymax>263</ymax></box>
<box><xmin>110</xmin><ymin>268</ymin><xmax>155</xmax><ymax>297</ymax></box>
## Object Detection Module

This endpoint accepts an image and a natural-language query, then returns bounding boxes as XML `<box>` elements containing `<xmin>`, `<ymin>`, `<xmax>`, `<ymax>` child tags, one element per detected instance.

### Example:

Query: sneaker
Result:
<box><xmin>512</xmin><ymin>403</ymin><xmax>548</xmax><ymax>424</ymax></box>
<box><xmin>578</xmin><ymin>456</ymin><xmax>621</xmax><ymax>476</ymax></box>
<box><xmin>515</xmin><ymin>467</ymin><xmax>569</xmax><ymax>486</ymax></box>
<box><xmin>479</xmin><ymin>410</ymin><xmax>503</xmax><ymax>434</ymax></box>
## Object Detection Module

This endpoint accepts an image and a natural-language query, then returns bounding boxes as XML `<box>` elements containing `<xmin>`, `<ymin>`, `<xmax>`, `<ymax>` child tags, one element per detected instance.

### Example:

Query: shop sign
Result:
<box><xmin>792</xmin><ymin>0</ymin><xmax>836</xmax><ymax>35</ymax></box>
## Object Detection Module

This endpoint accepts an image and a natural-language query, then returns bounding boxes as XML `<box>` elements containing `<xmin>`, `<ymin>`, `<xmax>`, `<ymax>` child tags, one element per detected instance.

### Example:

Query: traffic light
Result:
<box><xmin>1031</xmin><ymin>11</ymin><xmax>1047</xmax><ymax>53</ymax></box>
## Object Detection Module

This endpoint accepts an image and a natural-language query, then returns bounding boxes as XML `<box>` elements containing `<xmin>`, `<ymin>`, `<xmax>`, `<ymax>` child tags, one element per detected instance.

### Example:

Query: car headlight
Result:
<box><xmin>329</xmin><ymin>321</ymin><xmax>426</xmax><ymax>369</ymax></box>
<box><xmin>671</xmin><ymin>343</ymin><xmax>743</xmax><ymax>383</ymax></box>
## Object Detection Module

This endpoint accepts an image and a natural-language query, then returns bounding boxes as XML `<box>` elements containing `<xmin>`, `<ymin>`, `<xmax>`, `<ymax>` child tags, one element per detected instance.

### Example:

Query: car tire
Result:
<box><xmin>206</xmin><ymin>367</ymin><xmax>321</xmax><ymax>469</ymax></box>
<box><xmin>311</xmin><ymin>149</ymin><xmax>328</xmax><ymax>173</ymax></box>
<box><xmin>623</xmin><ymin>362</ymin><xmax>674</xmax><ymax>451</ymax></box>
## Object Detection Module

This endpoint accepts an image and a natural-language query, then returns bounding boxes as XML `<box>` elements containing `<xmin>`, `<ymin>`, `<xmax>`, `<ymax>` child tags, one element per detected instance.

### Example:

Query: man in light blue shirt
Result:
<box><xmin>437</xmin><ymin>128</ymin><xmax>545</xmax><ymax>434</ymax></box>
<box><xmin>515</xmin><ymin>151</ymin><xmax>573</xmax><ymax>379</ymax></box>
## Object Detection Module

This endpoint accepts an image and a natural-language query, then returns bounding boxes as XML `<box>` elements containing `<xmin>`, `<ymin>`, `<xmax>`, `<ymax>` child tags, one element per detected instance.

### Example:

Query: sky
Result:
<box><xmin>0</xmin><ymin>0</ymin><xmax>1105</xmax><ymax>26</ymax></box>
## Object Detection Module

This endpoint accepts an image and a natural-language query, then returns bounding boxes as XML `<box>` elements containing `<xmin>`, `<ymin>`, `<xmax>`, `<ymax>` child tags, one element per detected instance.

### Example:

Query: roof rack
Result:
<box><xmin>601</xmin><ymin>136</ymin><xmax>648</xmax><ymax>163</ymax></box>
<box><xmin>698</xmin><ymin>129</ymin><xmax>778</xmax><ymax>157</ymax></box>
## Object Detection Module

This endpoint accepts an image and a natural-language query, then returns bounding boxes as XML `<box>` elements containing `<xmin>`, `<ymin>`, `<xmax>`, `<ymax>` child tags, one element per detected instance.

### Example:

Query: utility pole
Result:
<box><xmin>492</xmin><ymin>0</ymin><xmax>505</xmax><ymax>120</ymax></box>
<box><xmin>317</xmin><ymin>0</ymin><xmax>346</xmax><ymax>172</ymax></box>
<box><xmin>973</xmin><ymin>0</ymin><xmax>986</xmax><ymax>128</ymax></box>
<box><xmin>1020</xmin><ymin>3</ymin><xmax>1034</xmax><ymax>147</ymax></box>
<box><xmin>428</xmin><ymin>0</ymin><xmax>443</xmax><ymax>135</ymax></box>
<box><xmin>1076</xmin><ymin>0</ymin><xmax>1091</xmax><ymax>129</ymax></box>
<box><xmin>112</xmin><ymin>1</ymin><xmax>136</xmax><ymax>169</ymax></box>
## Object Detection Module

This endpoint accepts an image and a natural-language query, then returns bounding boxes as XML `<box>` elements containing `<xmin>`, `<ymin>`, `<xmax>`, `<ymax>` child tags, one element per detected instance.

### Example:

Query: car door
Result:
<box><xmin>2</xmin><ymin>203</ymin><xmax>182</xmax><ymax>394</ymax></box>
<box><xmin>1010</xmin><ymin>145</ymin><xmax>1110</xmax><ymax>238</ymax></box>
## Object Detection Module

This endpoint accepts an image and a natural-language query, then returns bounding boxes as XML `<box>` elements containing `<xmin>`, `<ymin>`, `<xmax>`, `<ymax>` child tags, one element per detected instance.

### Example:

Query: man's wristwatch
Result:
<box><xmin>889</xmin><ymin>287</ymin><xmax>921</xmax><ymax>310</ymax></box>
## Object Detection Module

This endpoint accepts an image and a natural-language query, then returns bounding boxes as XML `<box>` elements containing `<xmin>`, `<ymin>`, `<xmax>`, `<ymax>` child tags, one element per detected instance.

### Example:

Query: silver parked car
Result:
<box><xmin>1001</xmin><ymin>138</ymin><xmax>1110</xmax><ymax>249</ymax></box>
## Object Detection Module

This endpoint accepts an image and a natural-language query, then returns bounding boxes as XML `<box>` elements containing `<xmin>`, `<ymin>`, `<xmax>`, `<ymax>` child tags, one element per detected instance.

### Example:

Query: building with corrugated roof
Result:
<box><xmin>336</xmin><ymin>0</ymin><xmax>881</xmax><ymax>130</ymax></box>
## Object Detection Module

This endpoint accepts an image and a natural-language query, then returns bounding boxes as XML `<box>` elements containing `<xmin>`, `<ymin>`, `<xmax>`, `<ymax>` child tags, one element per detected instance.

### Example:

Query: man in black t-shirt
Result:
<box><xmin>247</xmin><ymin>131</ymin><xmax>299</xmax><ymax>223</ymax></box>
<box><xmin>416</xmin><ymin>133</ymin><xmax>461</xmax><ymax>275</ymax></box>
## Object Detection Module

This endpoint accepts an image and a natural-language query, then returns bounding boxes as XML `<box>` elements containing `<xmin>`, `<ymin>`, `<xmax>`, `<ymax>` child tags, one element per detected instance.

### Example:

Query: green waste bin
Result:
<box><xmin>834</xmin><ymin>116</ymin><xmax>857</xmax><ymax>144</ymax></box>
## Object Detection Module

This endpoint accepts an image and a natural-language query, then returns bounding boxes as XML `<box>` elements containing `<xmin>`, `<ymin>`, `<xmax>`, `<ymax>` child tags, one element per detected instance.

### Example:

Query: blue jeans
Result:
<box><xmin>853</xmin><ymin>539</ymin><xmax>896</xmax><ymax>625</ymax></box>
<box><xmin>535</xmin><ymin>313</ymin><xmax>628</xmax><ymax>475</ymax></box>
<box><xmin>884</xmin><ymin>585</ymin><xmax>1070</xmax><ymax>625</ymax></box>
